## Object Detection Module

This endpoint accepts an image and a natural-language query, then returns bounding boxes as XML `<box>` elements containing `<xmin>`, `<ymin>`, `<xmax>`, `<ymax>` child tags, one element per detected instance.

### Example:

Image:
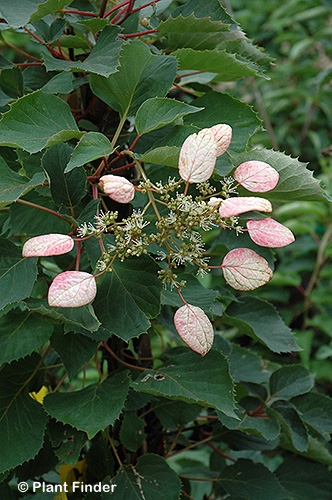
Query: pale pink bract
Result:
<box><xmin>48</xmin><ymin>271</ymin><xmax>97</xmax><ymax>308</ymax></box>
<box><xmin>22</xmin><ymin>233</ymin><xmax>74</xmax><ymax>257</ymax></box>
<box><xmin>174</xmin><ymin>303</ymin><xmax>214</xmax><ymax>356</ymax></box>
<box><xmin>210</xmin><ymin>124</ymin><xmax>232</xmax><ymax>156</ymax></box>
<box><xmin>178</xmin><ymin>128</ymin><xmax>217</xmax><ymax>183</ymax></box>
<box><xmin>221</xmin><ymin>248</ymin><xmax>273</xmax><ymax>291</ymax></box>
<box><xmin>99</xmin><ymin>174</ymin><xmax>135</xmax><ymax>204</ymax></box>
<box><xmin>234</xmin><ymin>160</ymin><xmax>279</xmax><ymax>192</ymax></box>
<box><xmin>247</xmin><ymin>218</ymin><xmax>295</xmax><ymax>247</ymax></box>
<box><xmin>219</xmin><ymin>196</ymin><xmax>272</xmax><ymax>218</ymax></box>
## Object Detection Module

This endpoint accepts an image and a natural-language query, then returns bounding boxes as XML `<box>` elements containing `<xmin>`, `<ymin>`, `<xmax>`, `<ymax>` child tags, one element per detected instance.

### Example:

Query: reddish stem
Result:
<box><xmin>104</xmin><ymin>1</ymin><xmax>129</xmax><ymax>18</ymax></box>
<box><xmin>2</xmin><ymin>39</ymin><xmax>42</xmax><ymax>62</ymax></box>
<box><xmin>15</xmin><ymin>62</ymin><xmax>44</xmax><ymax>67</ymax></box>
<box><xmin>75</xmin><ymin>94</ymin><xmax>98</xmax><ymax>121</ymax></box>
<box><xmin>110</xmin><ymin>5</ymin><xmax>129</xmax><ymax>24</ymax></box>
<box><xmin>16</xmin><ymin>199</ymin><xmax>74</xmax><ymax>226</ymax></box>
<box><xmin>128</xmin><ymin>134</ymin><xmax>141</xmax><ymax>151</ymax></box>
<box><xmin>206</xmin><ymin>442</ymin><xmax>237</xmax><ymax>463</ymax></box>
<box><xmin>131</xmin><ymin>0</ymin><xmax>162</xmax><ymax>14</ymax></box>
<box><xmin>123</xmin><ymin>29</ymin><xmax>158</xmax><ymax>38</ymax></box>
<box><xmin>58</xmin><ymin>9</ymin><xmax>99</xmax><ymax>17</ymax></box>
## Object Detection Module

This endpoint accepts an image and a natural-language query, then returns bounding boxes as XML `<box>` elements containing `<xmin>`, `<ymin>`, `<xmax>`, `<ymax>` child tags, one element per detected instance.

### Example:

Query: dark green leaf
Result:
<box><xmin>0</xmin><ymin>0</ymin><xmax>40</xmax><ymax>28</ymax></box>
<box><xmin>132</xmin><ymin>347</ymin><xmax>237</xmax><ymax>418</ymax></box>
<box><xmin>30</xmin><ymin>0</ymin><xmax>75</xmax><ymax>23</ymax></box>
<box><xmin>119</xmin><ymin>412</ymin><xmax>146</xmax><ymax>452</ymax></box>
<box><xmin>43</xmin><ymin>371</ymin><xmax>131</xmax><ymax>438</ymax></box>
<box><xmin>0</xmin><ymin>156</ymin><xmax>44</xmax><ymax>204</ymax></box>
<box><xmin>140</xmin><ymin>145</ymin><xmax>180</xmax><ymax>167</ymax></box>
<box><xmin>0</xmin><ymin>238</ymin><xmax>37</xmax><ymax>310</ymax></box>
<box><xmin>42</xmin><ymin>72</ymin><xmax>74</xmax><ymax>94</ymax></box>
<box><xmin>228</xmin><ymin>344</ymin><xmax>271</xmax><ymax>384</ymax></box>
<box><xmin>113</xmin><ymin>454</ymin><xmax>181</xmax><ymax>500</ymax></box>
<box><xmin>42</xmin><ymin>143</ymin><xmax>86</xmax><ymax>208</ymax></box>
<box><xmin>292</xmin><ymin>392</ymin><xmax>332</xmax><ymax>438</ymax></box>
<box><xmin>0</xmin><ymin>91</ymin><xmax>82</xmax><ymax>153</ymax></box>
<box><xmin>219</xmin><ymin>459</ymin><xmax>288</xmax><ymax>500</ymax></box>
<box><xmin>94</xmin><ymin>256</ymin><xmax>162</xmax><ymax>341</ymax></box>
<box><xmin>151</xmin><ymin>398</ymin><xmax>201</xmax><ymax>429</ymax></box>
<box><xmin>48</xmin><ymin>420</ymin><xmax>87</xmax><ymax>466</ymax></box>
<box><xmin>51</xmin><ymin>329</ymin><xmax>98</xmax><ymax>380</ymax></box>
<box><xmin>90</xmin><ymin>41</ymin><xmax>178</xmax><ymax>118</ymax></box>
<box><xmin>135</xmin><ymin>97</ymin><xmax>202</xmax><ymax>135</ymax></box>
<box><xmin>0</xmin><ymin>354</ymin><xmax>49</xmax><ymax>474</ymax></box>
<box><xmin>183</xmin><ymin>91</ymin><xmax>261</xmax><ymax>155</ymax></box>
<box><xmin>224</xmin><ymin>296</ymin><xmax>301</xmax><ymax>353</ymax></box>
<box><xmin>65</xmin><ymin>132</ymin><xmax>114</xmax><ymax>172</ymax></box>
<box><xmin>218</xmin><ymin>408</ymin><xmax>280</xmax><ymax>440</ymax></box>
<box><xmin>0</xmin><ymin>67</ymin><xmax>23</xmax><ymax>98</ymax></box>
<box><xmin>276</xmin><ymin>455</ymin><xmax>332</xmax><ymax>500</ymax></box>
<box><xmin>0</xmin><ymin>312</ymin><xmax>53</xmax><ymax>366</ymax></box>
<box><xmin>269</xmin><ymin>365</ymin><xmax>314</xmax><ymax>402</ymax></box>
<box><xmin>269</xmin><ymin>401</ymin><xmax>308</xmax><ymax>452</ymax></box>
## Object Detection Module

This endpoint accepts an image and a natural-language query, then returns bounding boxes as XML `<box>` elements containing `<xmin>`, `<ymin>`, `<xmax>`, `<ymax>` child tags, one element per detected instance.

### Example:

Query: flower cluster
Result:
<box><xmin>22</xmin><ymin>124</ymin><xmax>295</xmax><ymax>357</ymax></box>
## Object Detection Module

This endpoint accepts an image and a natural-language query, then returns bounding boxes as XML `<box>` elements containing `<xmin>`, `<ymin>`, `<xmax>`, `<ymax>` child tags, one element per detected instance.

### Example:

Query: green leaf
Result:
<box><xmin>172</xmin><ymin>47</ymin><xmax>258</xmax><ymax>80</ymax></box>
<box><xmin>93</xmin><ymin>256</ymin><xmax>162</xmax><ymax>341</ymax></box>
<box><xmin>269</xmin><ymin>365</ymin><xmax>314</xmax><ymax>402</ymax></box>
<box><xmin>0</xmin><ymin>67</ymin><xmax>23</xmax><ymax>98</ymax></box>
<box><xmin>132</xmin><ymin>347</ymin><xmax>237</xmax><ymax>418</ymax></box>
<box><xmin>42</xmin><ymin>143</ymin><xmax>86</xmax><ymax>208</ymax></box>
<box><xmin>292</xmin><ymin>392</ymin><xmax>332</xmax><ymax>438</ymax></box>
<box><xmin>276</xmin><ymin>455</ymin><xmax>332</xmax><ymax>500</ymax></box>
<box><xmin>41</xmin><ymin>72</ymin><xmax>74</xmax><ymax>94</ymax></box>
<box><xmin>90</xmin><ymin>41</ymin><xmax>178</xmax><ymax>118</ymax></box>
<box><xmin>113</xmin><ymin>454</ymin><xmax>181</xmax><ymax>500</ymax></box>
<box><xmin>218</xmin><ymin>406</ymin><xmax>280</xmax><ymax>440</ymax></box>
<box><xmin>219</xmin><ymin>459</ymin><xmax>288</xmax><ymax>500</ymax></box>
<box><xmin>43</xmin><ymin>371</ymin><xmax>131</xmax><ymax>438</ymax></box>
<box><xmin>140</xmin><ymin>146</ymin><xmax>180</xmax><ymax>167</ymax></box>
<box><xmin>269</xmin><ymin>401</ymin><xmax>308</xmax><ymax>452</ymax></box>
<box><xmin>65</xmin><ymin>132</ymin><xmax>114</xmax><ymax>172</ymax></box>
<box><xmin>119</xmin><ymin>412</ymin><xmax>146</xmax><ymax>452</ymax></box>
<box><xmin>48</xmin><ymin>420</ymin><xmax>87</xmax><ymax>466</ymax></box>
<box><xmin>51</xmin><ymin>329</ymin><xmax>98</xmax><ymax>380</ymax></box>
<box><xmin>0</xmin><ymin>156</ymin><xmax>44</xmax><ymax>205</ymax></box>
<box><xmin>224</xmin><ymin>296</ymin><xmax>301</xmax><ymax>353</ymax></box>
<box><xmin>135</xmin><ymin>98</ymin><xmax>202</xmax><ymax>135</ymax></box>
<box><xmin>232</xmin><ymin>149</ymin><xmax>326</xmax><ymax>202</ymax></box>
<box><xmin>0</xmin><ymin>91</ymin><xmax>82</xmax><ymax>154</ymax></box>
<box><xmin>42</xmin><ymin>25</ymin><xmax>123</xmax><ymax>77</ymax></box>
<box><xmin>151</xmin><ymin>398</ymin><xmax>201</xmax><ymax>429</ymax></box>
<box><xmin>228</xmin><ymin>343</ymin><xmax>271</xmax><ymax>384</ymax></box>
<box><xmin>0</xmin><ymin>0</ymin><xmax>40</xmax><ymax>28</ymax></box>
<box><xmin>30</xmin><ymin>0</ymin><xmax>75</xmax><ymax>23</ymax></box>
<box><xmin>0</xmin><ymin>312</ymin><xmax>53</xmax><ymax>366</ymax></box>
<box><xmin>0</xmin><ymin>238</ymin><xmax>37</xmax><ymax>310</ymax></box>
<box><xmin>0</xmin><ymin>354</ymin><xmax>49</xmax><ymax>474</ymax></box>
<box><xmin>183</xmin><ymin>91</ymin><xmax>261</xmax><ymax>155</ymax></box>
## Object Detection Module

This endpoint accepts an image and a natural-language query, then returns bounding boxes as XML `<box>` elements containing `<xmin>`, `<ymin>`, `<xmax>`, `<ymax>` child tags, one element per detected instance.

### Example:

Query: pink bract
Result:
<box><xmin>210</xmin><ymin>124</ymin><xmax>232</xmax><ymax>156</ymax></box>
<box><xmin>178</xmin><ymin>128</ymin><xmax>217</xmax><ymax>183</ymax></box>
<box><xmin>48</xmin><ymin>271</ymin><xmax>97</xmax><ymax>308</ymax></box>
<box><xmin>234</xmin><ymin>160</ymin><xmax>279</xmax><ymax>192</ymax></box>
<box><xmin>99</xmin><ymin>174</ymin><xmax>135</xmax><ymax>204</ymax></box>
<box><xmin>174</xmin><ymin>303</ymin><xmax>214</xmax><ymax>356</ymax></box>
<box><xmin>221</xmin><ymin>247</ymin><xmax>273</xmax><ymax>291</ymax></box>
<box><xmin>22</xmin><ymin>233</ymin><xmax>74</xmax><ymax>257</ymax></box>
<box><xmin>247</xmin><ymin>218</ymin><xmax>295</xmax><ymax>247</ymax></box>
<box><xmin>219</xmin><ymin>196</ymin><xmax>272</xmax><ymax>218</ymax></box>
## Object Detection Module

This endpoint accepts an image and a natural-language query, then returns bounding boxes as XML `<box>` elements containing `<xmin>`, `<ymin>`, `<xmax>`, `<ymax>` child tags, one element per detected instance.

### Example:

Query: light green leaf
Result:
<box><xmin>172</xmin><ymin>47</ymin><xmax>258</xmax><ymax>80</ymax></box>
<box><xmin>93</xmin><ymin>256</ymin><xmax>162</xmax><ymax>341</ymax></box>
<box><xmin>0</xmin><ymin>312</ymin><xmax>53</xmax><ymax>366</ymax></box>
<box><xmin>219</xmin><ymin>459</ymin><xmax>287</xmax><ymax>500</ymax></box>
<box><xmin>30</xmin><ymin>0</ymin><xmax>75</xmax><ymax>23</ymax></box>
<box><xmin>0</xmin><ymin>354</ymin><xmax>49</xmax><ymax>474</ymax></box>
<box><xmin>232</xmin><ymin>149</ymin><xmax>326</xmax><ymax>202</ymax></box>
<box><xmin>113</xmin><ymin>454</ymin><xmax>181</xmax><ymax>500</ymax></box>
<box><xmin>42</xmin><ymin>143</ymin><xmax>86</xmax><ymax>208</ymax></box>
<box><xmin>42</xmin><ymin>25</ymin><xmax>123</xmax><ymax>78</ymax></box>
<box><xmin>269</xmin><ymin>365</ymin><xmax>314</xmax><ymax>402</ymax></box>
<box><xmin>0</xmin><ymin>91</ymin><xmax>82</xmax><ymax>154</ymax></box>
<box><xmin>51</xmin><ymin>330</ymin><xmax>98</xmax><ymax>381</ymax></box>
<box><xmin>0</xmin><ymin>238</ymin><xmax>37</xmax><ymax>310</ymax></box>
<box><xmin>132</xmin><ymin>347</ymin><xmax>237</xmax><ymax>418</ymax></box>
<box><xmin>43</xmin><ymin>371</ymin><xmax>131</xmax><ymax>438</ymax></box>
<box><xmin>276</xmin><ymin>455</ymin><xmax>332</xmax><ymax>500</ymax></box>
<box><xmin>65</xmin><ymin>132</ymin><xmax>114</xmax><ymax>172</ymax></box>
<box><xmin>135</xmin><ymin>98</ymin><xmax>202</xmax><ymax>135</ymax></box>
<box><xmin>224</xmin><ymin>296</ymin><xmax>301</xmax><ymax>353</ymax></box>
<box><xmin>140</xmin><ymin>146</ymin><xmax>180</xmax><ymax>167</ymax></box>
<box><xmin>90</xmin><ymin>41</ymin><xmax>178</xmax><ymax>118</ymax></box>
<box><xmin>41</xmin><ymin>72</ymin><xmax>74</xmax><ymax>94</ymax></box>
<box><xmin>0</xmin><ymin>156</ymin><xmax>44</xmax><ymax>204</ymax></box>
<box><xmin>269</xmin><ymin>401</ymin><xmax>308</xmax><ymax>452</ymax></box>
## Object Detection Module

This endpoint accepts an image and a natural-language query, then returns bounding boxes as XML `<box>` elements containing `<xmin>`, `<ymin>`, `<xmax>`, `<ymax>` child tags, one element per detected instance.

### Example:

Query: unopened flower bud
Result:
<box><xmin>207</xmin><ymin>197</ymin><xmax>223</xmax><ymax>207</ymax></box>
<box><xmin>99</xmin><ymin>174</ymin><xmax>135</xmax><ymax>204</ymax></box>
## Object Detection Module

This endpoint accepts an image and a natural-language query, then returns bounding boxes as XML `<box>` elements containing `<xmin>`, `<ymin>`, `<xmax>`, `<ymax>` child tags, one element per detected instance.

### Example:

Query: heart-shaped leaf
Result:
<box><xmin>48</xmin><ymin>271</ymin><xmax>97</xmax><ymax>308</ymax></box>
<box><xmin>174</xmin><ymin>304</ymin><xmax>214</xmax><ymax>356</ymax></box>
<box><xmin>221</xmin><ymin>248</ymin><xmax>273</xmax><ymax>291</ymax></box>
<box><xmin>247</xmin><ymin>218</ymin><xmax>295</xmax><ymax>247</ymax></box>
<box><xmin>219</xmin><ymin>196</ymin><xmax>272</xmax><ymax>217</ymax></box>
<box><xmin>234</xmin><ymin>160</ymin><xmax>279</xmax><ymax>192</ymax></box>
<box><xmin>22</xmin><ymin>233</ymin><xmax>74</xmax><ymax>257</ymax></box>
<box><xmin>178</xmin><ymin>128</ymin><xmax>217</xmax><ymax>183</ymax></box>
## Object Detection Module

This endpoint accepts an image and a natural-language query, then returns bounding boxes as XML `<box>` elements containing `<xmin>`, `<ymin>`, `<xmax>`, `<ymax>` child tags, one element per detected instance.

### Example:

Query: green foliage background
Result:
<box><xmin>0</xmin><ymin>0</ymin><xmax>331</xmax><ymax>499</ymax></box>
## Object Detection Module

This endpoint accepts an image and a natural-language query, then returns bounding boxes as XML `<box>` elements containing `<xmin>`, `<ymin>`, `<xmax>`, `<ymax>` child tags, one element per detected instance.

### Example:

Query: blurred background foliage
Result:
<box><xmin>223</xmin><ymin>0</ymin><xmax>332</xmax><ymax>390</ymax></box>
